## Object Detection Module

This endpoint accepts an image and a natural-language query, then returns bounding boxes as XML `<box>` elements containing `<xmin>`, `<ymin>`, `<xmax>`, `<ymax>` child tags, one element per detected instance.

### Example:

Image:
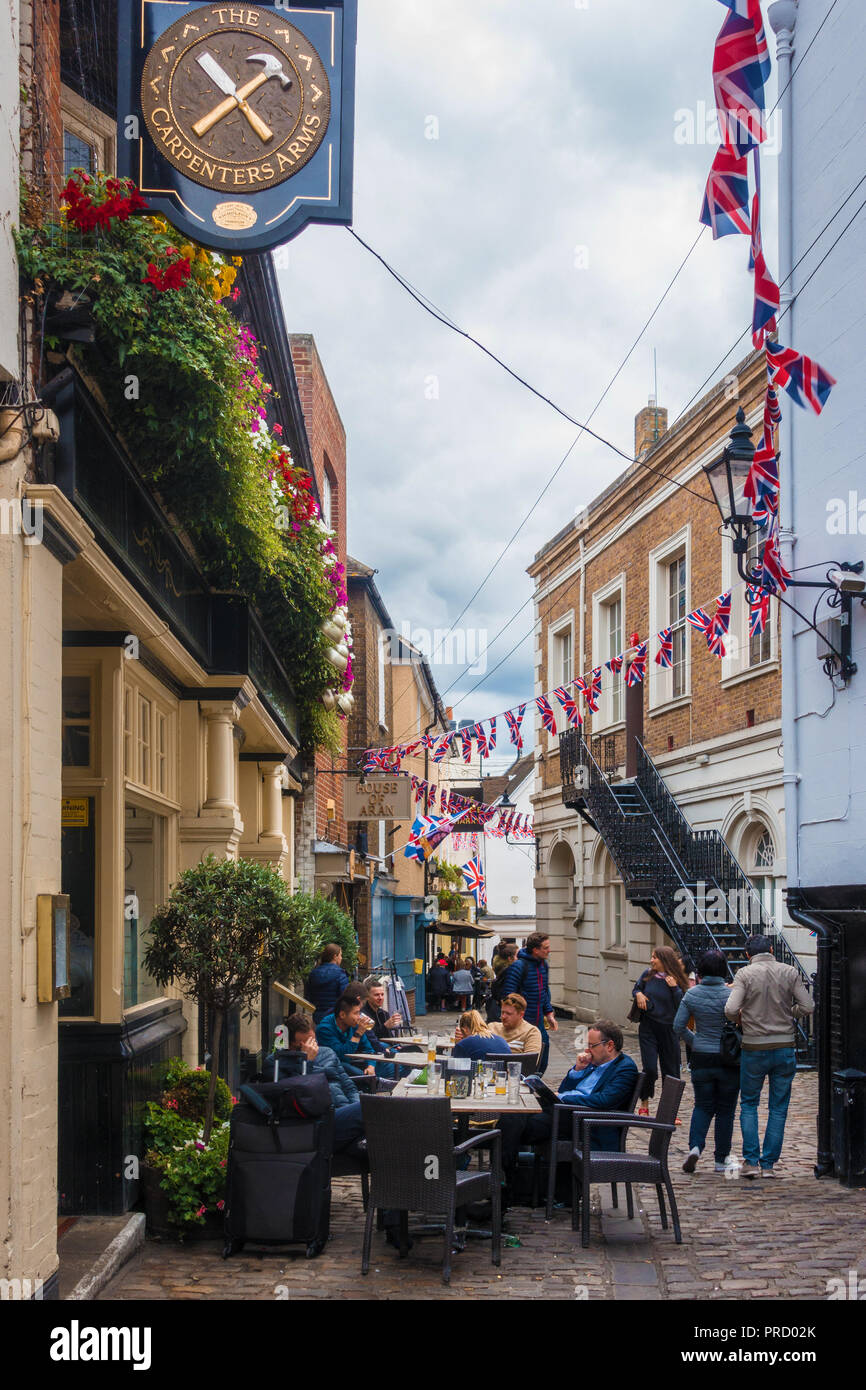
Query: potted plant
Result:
<box><xmin>141</xmin><ymin>1058</ymin><xmax>234</xmax><ymax>1240</ymax></box>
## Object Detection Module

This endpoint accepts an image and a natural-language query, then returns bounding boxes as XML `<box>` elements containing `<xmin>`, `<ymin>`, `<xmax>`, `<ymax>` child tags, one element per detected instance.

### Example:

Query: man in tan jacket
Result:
<box><xmin>488</xmin><ymin>994</ymin><xmax>543</xmax><ymax>1059</ymax></box>
<box><xmin>724</xmin><ymin>935</ymin><xmax>814</xmax><ymax>1179</ymax></box>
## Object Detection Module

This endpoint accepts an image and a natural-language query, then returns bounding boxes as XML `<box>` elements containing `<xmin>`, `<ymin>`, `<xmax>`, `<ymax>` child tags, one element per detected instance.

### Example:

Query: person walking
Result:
<box><xmin>500</xmin><ymin>933</ymin><xmax>558</xmax><ymax>1074</ymax></box>
<box><xmin>486</xmin><ymin>943</ymin><xmax>518</xmax><ymax>1023</ymax></box>
<box><xmin>427</xmin><ymin>958</ymin><xmax>451</xmax><ymax>1012</ymax></box>
<box><xmin>724</xmin><ymin>934</ymin><xmax>815</xmax><ymax>1178</ymax></box>
<box><xmin>673</xmin><ymin>950</ymin><xmax>740</xmax><ymax>1173</ymax></box>
<box><xmin>632</xmin><ymin>946</ymin><xmax>689</xmax><ymax>1114</ymax></box>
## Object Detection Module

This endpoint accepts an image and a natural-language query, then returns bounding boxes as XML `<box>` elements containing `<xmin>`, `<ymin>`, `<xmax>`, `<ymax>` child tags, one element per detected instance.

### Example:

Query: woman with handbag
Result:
<box><xmin>673</xmin><ymin>949</ymin><xmax>740</xmax><ymax>1173</ymax></box>
<box><xmin>631</xmin><ymin>946</ymin><xmax>689</xmax><ymax>1114</ymax></box>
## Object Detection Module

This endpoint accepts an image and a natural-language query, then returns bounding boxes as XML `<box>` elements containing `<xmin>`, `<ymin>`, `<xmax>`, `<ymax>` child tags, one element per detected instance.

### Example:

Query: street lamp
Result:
<box><xmin>703</xmin><ymin>407</ymin><xmax>864</xmax><ymax>682</ymax></box>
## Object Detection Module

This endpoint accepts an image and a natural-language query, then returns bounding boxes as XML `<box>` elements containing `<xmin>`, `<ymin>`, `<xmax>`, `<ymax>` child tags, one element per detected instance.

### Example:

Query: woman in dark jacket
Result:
<box><xmin>632</xmin><ymin>945</ymin><xmax>689</xmax><ymax>1113</ymax></box>
<box><xmin>427</xmin><ymin>960</ymin><xmax>451</xmax><ymax>1012</ymax></box>
<box><xmin>674</xmin><ymin>949</ymin><xmax>739</xmax><ymax>1173</ymax></box>
<box><xmin>305</xmin><ymin>943</ymin><xmax>350</xmax><ymax>1025</ymax></box>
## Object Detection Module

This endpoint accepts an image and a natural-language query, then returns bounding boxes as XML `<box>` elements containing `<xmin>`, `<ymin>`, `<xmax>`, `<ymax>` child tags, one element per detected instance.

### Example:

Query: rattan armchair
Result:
<box><xmin>359</xmin><ymin>1095</ymin><xmax>502</xmax><ymax>1284</ymax></box>
<box><xmin>571</xmin><ymin>1075</ymin><xmax>686</xmax><ymax>1248</ymax></box>
<box><xmin>534</xmin><ymin>1070</ymin><xmax>645</xmax><ymax>1220</ymax></box>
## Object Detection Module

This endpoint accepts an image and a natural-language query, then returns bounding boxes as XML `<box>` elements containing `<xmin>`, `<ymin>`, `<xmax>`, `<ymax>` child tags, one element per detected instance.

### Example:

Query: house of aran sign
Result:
<box><xmin>117</xmin><ymin>2</ymin><xmax>357</xmax><ymax>251</ymax></box>
<box><xmin>344</xmin><ymin>776</ymin><xmax>412</xmax><ymax>822</ymax></box>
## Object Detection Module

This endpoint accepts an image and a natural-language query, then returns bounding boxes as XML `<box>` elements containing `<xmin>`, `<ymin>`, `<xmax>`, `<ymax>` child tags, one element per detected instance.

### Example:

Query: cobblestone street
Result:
<box><xmin>100</xmin><ymin>1017</ymin><xmax>866</xmax><ymax>1302</ymax></box>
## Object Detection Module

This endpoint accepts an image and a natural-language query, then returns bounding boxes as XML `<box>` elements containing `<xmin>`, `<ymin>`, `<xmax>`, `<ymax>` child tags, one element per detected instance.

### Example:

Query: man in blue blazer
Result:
<box><xmin>499</xmin><ymin>1020</ymin><xmax>639</xmax><ymax>1184</ymax></box>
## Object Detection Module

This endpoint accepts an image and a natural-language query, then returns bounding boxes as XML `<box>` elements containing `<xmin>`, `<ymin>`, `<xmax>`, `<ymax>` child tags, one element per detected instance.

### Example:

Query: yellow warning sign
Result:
<box><xmin>61</xmin><ymin>797</ymin><xmax>89</xmax><ymax>827</ymax></box>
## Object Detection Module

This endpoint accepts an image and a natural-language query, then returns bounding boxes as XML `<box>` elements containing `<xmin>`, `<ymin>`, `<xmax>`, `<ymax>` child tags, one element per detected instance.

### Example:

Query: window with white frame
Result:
<box><xmin>649</xmin><ymin>527</ymin><xmax>690</xmax><ymax>710</ymax></box>
<box><xmin>547</xmin><ymin>611</ymin><xmax>575</xmax><ymax>744</ymax></box>
<box><xmin>720</xmin><ymin>481</ymin><xmax>777</xmax><ymax>682</ymax></box>
<box><xmin>321</xmin><ymin>471</ymin><xmax>332</xmax><ymax>530</ymax></box>
<box><xmin>592</xmin><ymin>577</ymin><xmax>625</xmax><ymax>730</ymax></box>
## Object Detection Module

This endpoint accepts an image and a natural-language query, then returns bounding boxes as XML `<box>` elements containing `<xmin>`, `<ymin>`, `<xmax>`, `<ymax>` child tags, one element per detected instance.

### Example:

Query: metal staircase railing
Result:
<box><xmin>560</xmin><ymin>726</ymin><xmax>815</xmax><ymax>1065</ymax></box>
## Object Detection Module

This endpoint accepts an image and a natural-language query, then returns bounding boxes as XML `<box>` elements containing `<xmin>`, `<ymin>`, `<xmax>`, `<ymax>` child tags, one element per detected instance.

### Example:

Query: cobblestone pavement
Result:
<box><xmin>99</xmin><ymin>1016</ymin><xmax>866</xmax><ymax>1302</ymax></box>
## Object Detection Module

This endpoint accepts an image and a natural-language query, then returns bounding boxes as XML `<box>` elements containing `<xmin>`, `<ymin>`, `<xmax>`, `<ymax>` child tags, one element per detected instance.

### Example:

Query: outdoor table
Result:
<box><xmin>391</xmin><ymin>1074</ymin><xmax>541</xmax><ymax>1140</ymax></box>
<box><xmin>346</xmin><ymin>1047</ymin><xmax>453</xmax><ymax>1069</ymax></box>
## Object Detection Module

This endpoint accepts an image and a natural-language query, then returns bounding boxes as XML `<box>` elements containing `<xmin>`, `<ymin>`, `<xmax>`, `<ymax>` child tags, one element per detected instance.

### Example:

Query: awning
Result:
<box><xmin>424</xmin><ymin>923</ymin><xmax>495</xmax><ymax>939</ymax></box>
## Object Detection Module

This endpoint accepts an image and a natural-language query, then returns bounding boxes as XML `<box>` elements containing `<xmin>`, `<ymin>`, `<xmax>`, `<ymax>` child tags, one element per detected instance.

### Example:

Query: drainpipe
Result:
<box><xmin>575</xmin><ymin>536</ymin><xmax>586</xmax><ymax>924</ymax></box>
<box><xmin>768</xmin><ymin>0</ymin><xmax>800</xmax><ymax>887</ymax></box>
<box><xmin>785</xmin><ymin>894</ymin><xmax>835</xmax><ymax>1178</ymax></box>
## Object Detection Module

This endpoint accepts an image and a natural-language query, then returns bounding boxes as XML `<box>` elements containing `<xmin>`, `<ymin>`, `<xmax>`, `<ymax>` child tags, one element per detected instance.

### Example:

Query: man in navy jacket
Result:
<box><xmin>499</xmin><ymin>1021</ymin><xmax>639</xmax><ymax>1184</ymax></box>
<box><xmin>501</xmin><ymin>933</ymin><xmax>559</xmax><ymax>1074</ymax></box>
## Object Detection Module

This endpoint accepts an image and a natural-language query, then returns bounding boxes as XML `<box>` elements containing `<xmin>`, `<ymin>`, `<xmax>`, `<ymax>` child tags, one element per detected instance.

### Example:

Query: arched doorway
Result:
<box><xmin>544</xmin><ymin>839</ymin><xmax>577</xmax><ymax>1010</ymax></box>
<box><xmin>595</xmin><ymin>845</ymin><xmax>630</xmax><ymax>1020</ymax></box>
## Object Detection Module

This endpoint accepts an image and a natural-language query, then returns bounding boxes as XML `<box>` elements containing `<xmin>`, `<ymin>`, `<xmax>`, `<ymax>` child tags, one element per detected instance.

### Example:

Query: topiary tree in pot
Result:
<box><xmin>143</xmin><ymin>855</ymin><xmax>307</xmax><ymax>1143</ymax></box>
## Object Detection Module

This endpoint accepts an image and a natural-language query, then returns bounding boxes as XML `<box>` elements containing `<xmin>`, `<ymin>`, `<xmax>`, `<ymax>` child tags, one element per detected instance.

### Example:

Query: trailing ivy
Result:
<box><xmin>16</xmin><ymin>173</ymin><xmax>345</xmax><ymax>752</ymax></box>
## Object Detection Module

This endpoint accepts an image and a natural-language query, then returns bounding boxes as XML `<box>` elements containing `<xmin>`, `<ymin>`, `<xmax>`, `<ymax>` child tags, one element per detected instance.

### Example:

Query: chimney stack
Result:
<box><xmin>635</xmin><ymin>397</ymin><xmax>668</xmax><ymax>460</ymax></box>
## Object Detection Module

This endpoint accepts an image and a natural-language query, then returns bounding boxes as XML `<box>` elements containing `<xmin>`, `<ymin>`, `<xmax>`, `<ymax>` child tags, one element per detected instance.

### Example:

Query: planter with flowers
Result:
<box><xmin>142</xmin><ymin>1058</ymin><xmax>234</xmax><ymax>1240</ymax></box>
<box><xmin>15</xmin><ymin>169</ymin><xmax>352</xmax><ymax>753</ymax></box>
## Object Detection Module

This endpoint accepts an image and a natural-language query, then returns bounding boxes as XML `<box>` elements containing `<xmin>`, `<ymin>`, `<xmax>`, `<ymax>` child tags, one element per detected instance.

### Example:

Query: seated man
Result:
<box><xmin>361</xmin><ymin>976</ymin><xmax>404</xmax><ymax>1041</ymax></box>
<box><xmin>498</xmin><ymin>1020</ymin><xmax>639</xmax><ymax>1192</ymax></box>
<box><xmin>487</xmin><ymin>993</ymin><xmax>543</xmax><ymax>1058</ymax></box>
<box><xmin>316</xmin><ymin>988</ymin><xmax>381</xmax><ymax>1077</ymax></box>
<box><xmin>265</xmin><ymin>1013</ymin><xmax>364</xmax><ymax>1153</ymax></box>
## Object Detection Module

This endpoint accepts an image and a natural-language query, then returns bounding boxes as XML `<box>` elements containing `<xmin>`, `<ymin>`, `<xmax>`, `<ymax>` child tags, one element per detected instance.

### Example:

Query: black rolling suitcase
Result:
<box><xmin>223</xmin><ymin>1072</ymin><xmax>335</xmax><ymax>1259</ymax></box>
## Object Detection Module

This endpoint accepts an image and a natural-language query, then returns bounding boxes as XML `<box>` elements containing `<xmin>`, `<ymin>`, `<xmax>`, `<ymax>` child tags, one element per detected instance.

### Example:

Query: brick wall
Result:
<box><xmin>21</xmin><ymin>1</ymin><xmax>63</xmax><ymax>213</ymax></box>
<box><xmin>289</xmin><ymin>335</ymin><xmax>349</xmax><ymax>847</ymax></box>
<box><xmin>531</xmin><ymin>353</ymin><xmax>779</xmax><ymax>793</ymax></box>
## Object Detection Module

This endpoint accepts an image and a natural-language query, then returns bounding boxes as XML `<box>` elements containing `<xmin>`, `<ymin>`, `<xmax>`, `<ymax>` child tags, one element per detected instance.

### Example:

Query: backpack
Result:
<box><xmin>719</xmin><ymin>1019</ymin><xmax>743</xmax><ymax>1067</ymax></box>
<box><xmin>490</xmin><ymin>958</ymin><xmax>529</xmax><ymax>1003</ymax></box>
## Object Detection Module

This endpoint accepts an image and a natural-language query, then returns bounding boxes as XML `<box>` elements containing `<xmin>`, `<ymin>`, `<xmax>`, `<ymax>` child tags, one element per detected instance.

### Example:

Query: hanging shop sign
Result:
<box><xmin>117</xmin><ymin>2</ymin><xmax>357</xmax><ymax>252</ymax></box>
<box><xmin>345</xmin><ymin>776</ymin><xmax>411</xmax><ymax>822</ymax></box>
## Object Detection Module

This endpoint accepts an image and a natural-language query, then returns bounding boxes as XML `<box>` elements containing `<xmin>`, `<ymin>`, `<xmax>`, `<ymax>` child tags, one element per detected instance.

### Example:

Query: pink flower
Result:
<box><xmin>195</xmin><ymin>1141</ymin><xmax>206</xmax><ymax>1151</ymax></box>
<box><xmin>217</xmin><ymin>1200</ymin><xmax>225</xmax><ymax>1211</ymax></box>
<box><xmin>196</xmin><ymin>1205</ymin><xmax>207</xmax><ymax>1217</ymax></box>
<box><xmin>273</xmin><ymin>424</ymin><xmax>283</xmax><ymax>437</ymax></box>
<box><xmin>219</xmin><ymin>1159</ymin><xmax>227</xmax><ymax>1167</ymax></box>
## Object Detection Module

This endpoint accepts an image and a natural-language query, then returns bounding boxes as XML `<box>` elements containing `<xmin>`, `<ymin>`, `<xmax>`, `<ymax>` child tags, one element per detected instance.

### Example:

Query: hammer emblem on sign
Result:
<box><xmin>193</xmin><ymin>52</ymin><xmax>292</xmax><ymax>144</ymax></box>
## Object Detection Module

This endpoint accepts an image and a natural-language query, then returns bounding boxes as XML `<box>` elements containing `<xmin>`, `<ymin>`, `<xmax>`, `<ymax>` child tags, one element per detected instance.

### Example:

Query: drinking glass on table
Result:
<box><xmin>481</xmin><ymin>1063</ymin><xmax>495</xmax><ymax>1098</ymax></box>
<box><xmin>427</xmin><ymin>1035</ymin><xmax>437</xmax><ymax>1065</ymax></box>
<box><xmin>494</xmin><ymin>1064</ymin><xmax>507</xmax><ymax>1098</ymax></box>
<box><xmin>426</xmin><ymin>1062</ymin><xmax>441</xmax><ymax>1095</ymax></box>
<box><xmin>506</xmin><ymin>1060</ymin><xmax>522</xmax><ymax>1103</ymax></box>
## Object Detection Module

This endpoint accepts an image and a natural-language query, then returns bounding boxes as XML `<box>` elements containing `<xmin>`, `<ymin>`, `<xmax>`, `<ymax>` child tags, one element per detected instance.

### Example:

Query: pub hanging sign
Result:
<box><xmin>117</xmin><ymin>2</ymin><xmax>357</xmax><ymax>252</ymax></box>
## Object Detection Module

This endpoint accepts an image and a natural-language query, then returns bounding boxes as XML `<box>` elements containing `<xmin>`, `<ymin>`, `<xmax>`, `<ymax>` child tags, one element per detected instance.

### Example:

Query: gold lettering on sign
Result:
<box><xmin>161</xmin><ymin>46</ymin><xmax>175</xmax><ymax>62</ymax></box>
<box><xmin>149</xmin><ymin>79</ymin><xmax>162</xmax><ymax>97</ymax></box>
<box><xmin>133</xmin><ymin>527</ymin><xmax>183</xmax><ymax>598</ymax></box>
<box><xmin>298</xmin><ymin>53</ymin><xmax>313</xmax><ymax>72</ymax></box>
<box><xmin>181</xmin><ymin>24</ymin><xmax>200</xmax><ymax>39</ymax></box>
<box><xmin>310</xmin><ymin>84</ymin><xmax>323</xmax><ymax>104</ymax></box>
<box><xmin>212</xmin><ymin>201</ymin><xmax>258</xmax><ymax>230</ymax></box>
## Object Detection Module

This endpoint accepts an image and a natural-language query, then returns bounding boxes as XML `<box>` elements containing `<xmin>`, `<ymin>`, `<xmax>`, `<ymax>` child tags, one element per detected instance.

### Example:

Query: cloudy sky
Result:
<box><xmin>278</xmin><ymin>0</ymin><xmax>780</xmax><ymax>755</ymax></box>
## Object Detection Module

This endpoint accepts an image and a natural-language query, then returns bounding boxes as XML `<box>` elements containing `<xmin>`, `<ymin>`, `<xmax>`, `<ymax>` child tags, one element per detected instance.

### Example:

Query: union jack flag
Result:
<box><xmin>700</xmin><ymin>147</ymin><xmax>750</xmax><ymax>238</ymax></box>
<box><xmin>431</xmin><ymin>733</ymin><xmax>452</xmax><ymax>763</ymax></box>
<box><xmin>747</xmin><ymin>582</ymin><xmax>770</xmax><ymax>637</ymax></box>
<box><xmin>625</xmin><ymin>642</ymin><xmax>648</xmax><ymax>686</ymax></box>
<box><xmin>462</xmin><ymin>855</ymin><xmax>486</xmax><ymax>909</ymax></box>
<box><xmin>403</xmin><ymin>739</ymin><xmax>423</xmax><ymax>758</ymax></box>
<box><xmin>713</xmin><ymin>7</ymin><xmax>770</xmax><ymax>155</ymax></box>
<box><xmin>766</xmin><ymin>340</ymin><xmax>836</xmax><ymax>415</ymax></box>
<box><xmin>420</xmin><ymin>734</ymin><xmax>435</xmax><ymax>749</ymax></box>
<box><xmin>758</xmin><ymin>528</ymin><xmax>791</xmax><ymax>593</ymax></box>
<box><xmin>715</xmin><ymin>0</ymin><xmax>763</xmax><ymax>16</ymax></box>
<box><xmin>687</xmin><ymin>607</ymin><xmax>712</xmax><ymax>637</ymax></box>
<box><xmin>473</xmin><ymin>721</ymin><xmax>489</xmax><ymax>757</ymax></box>
<box><xmin>536</xmin><ymin>695</ymin><xmax>557</xmax><ymax>736</ymax></box>
<box><xmin>605</xmin><ymin>654</ymin><xmax>623</xmax><ymax>675</ymax></box>
<box><xmin>707</xmin><ymin>591</ymin><xmax>732</xmax><ymax>658</ymax></box>
<box><xmin>488</xmin><ymin>717</ymin><xmax>497</xmax><ymax>751</ymax></box>
<box><xmin>362</xmin><ymin>747</ymin><xmax>397</xmax><ymax>773</ymax></box>
<box><xmin>460</xmin><ymin>728</ymin><xmax>473</xmax><ymax>763</ymax></box>
<box><xmin>505</xmin><ymin>704</ymin><xmax>526</xmax><ymax>751</ymax></box>
<box><xmin>751</xmin><ymin>205</ymin><xmax>779</xmax><ymax>349</ymax></box>
<box><xmin>655</xmin><ymin>628</ymin><xmax>673</xmax><ymax>669</ymax></box>
<box><xmin>440</xmin><ymin>786</ymin><xmax>448</xmax><ymax>814</ymax></box>
<box><xmin>586</xmin><ymin>668</ymin><xmax>602</xmax><ymax>714</ymax></box>
<box><xmin>765</xmin><ymin>382</ymin><xmax>782</xmax><ymax>426</ymax></box>
<box><xmin>553</xmin><ymin>685</ymin><xmax>582</xmax><ymax>727</ymax></box>
<box><xmin>744</xmin><ymin>441</ymin><xmax>779</xmax><ymax>529</ymax></box>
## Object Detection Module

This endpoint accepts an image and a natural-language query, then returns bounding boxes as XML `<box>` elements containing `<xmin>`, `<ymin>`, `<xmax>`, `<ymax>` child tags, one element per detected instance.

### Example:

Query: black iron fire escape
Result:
<box><xmin>560</xmin><ymin>727</ymin><xmax>815</xmax><ymax>1066</ymax></box>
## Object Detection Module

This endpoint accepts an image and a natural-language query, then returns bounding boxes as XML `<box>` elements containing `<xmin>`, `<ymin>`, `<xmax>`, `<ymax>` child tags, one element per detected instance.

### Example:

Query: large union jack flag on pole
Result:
<box><xmin>713</xmin><ymin>6</ymin><xmax>771</xmax><ymax>155</ymax></box>
<box><xmin>700</xmin><ymin>147</ymin><xmax>751</xmax><ymax>238</ymax></box>
<box><xmin>766</xmin><ymin>340</ymin><xmax>836</xmax><ymax>414</ymax></box>
<box><xmin>462</xmin><ymin>855</ymin><xmax>486</xmax><ymax>909</ymax></box>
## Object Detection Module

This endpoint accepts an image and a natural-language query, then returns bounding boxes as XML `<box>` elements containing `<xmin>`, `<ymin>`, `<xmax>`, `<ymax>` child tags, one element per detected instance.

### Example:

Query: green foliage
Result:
<box><xmin>143</xmin><ymin>856</ymin><xmax>304</xmax><ymax>1021</ymax></box>
<box><xmin>431</xmin><ymin>860</ymin><xmax>467</xmax><ymax>915</ymax></box>
<box><xmin>283</xmin><ymin>891</ymin><xmax>358</xmax><ymax>977</ymax></box>
<box><xmin>14</xmin><ymin>184</ymin><xmax>342</xmax><ymax>752</ymax></box>
<box><xmin>162</xmin><ymin>1057</ymin><xmax>233</xmax><ymax>1123</ymax></box>
<box><xmin>144</xmin><ymin>1113</ymin><xmax>231</xmax><ymax>1232</ymax></box>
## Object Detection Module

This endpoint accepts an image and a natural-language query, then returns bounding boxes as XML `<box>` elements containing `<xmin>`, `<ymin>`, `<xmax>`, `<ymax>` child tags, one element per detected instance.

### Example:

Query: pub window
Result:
<box><xmin>63</xmin><ymin>129</ymin><xmax>96</xmax><ymax>180</ymax></box>
<box><xmin>62</xmin><ymin>675</ymin><xmax>91</xmax><ymax>767</ymax></box>
<box><xmin>138</xmin><ymin>695</ymin><xmax>151</xmax><ymax>787</ymax></box>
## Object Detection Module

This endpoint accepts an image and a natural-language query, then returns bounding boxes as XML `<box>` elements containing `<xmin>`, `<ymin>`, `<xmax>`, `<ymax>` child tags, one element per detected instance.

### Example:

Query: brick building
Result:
<box><xmin>288</xmin><ymin>334</ymin><xmax>353</xmax><ymax>901</ymax></box>
<box><xmin>346</xmin><ymin>559</ymin><xmax>448</xmax><ymax>1009</ymax></box>
<box><xmin>529</xmin><ymin>352</ymin><xmax>813</xmax><ymax>1024</ymax></box>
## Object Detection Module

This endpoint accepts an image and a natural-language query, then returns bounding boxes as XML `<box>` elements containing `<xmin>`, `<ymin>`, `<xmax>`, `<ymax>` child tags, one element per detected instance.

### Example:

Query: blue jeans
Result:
<box><xmin>333</xmin><ymin>1101</ymin><xmax>364</xmax><ymax>1152</ymax></box>
<box><xmin>739</xmin><ymin>1046</ymin><xmax>797</xmax><ymax>1168</ymax></box>
<box><xmin>689</xmin><ymin>1058</ymin><xmax>740</xmax><ymax>1162</ymax></box>
<box><xmin>538</xmin><ymin>1027</ymin><xmax>550</xmax><ymax>1077</ymax></box>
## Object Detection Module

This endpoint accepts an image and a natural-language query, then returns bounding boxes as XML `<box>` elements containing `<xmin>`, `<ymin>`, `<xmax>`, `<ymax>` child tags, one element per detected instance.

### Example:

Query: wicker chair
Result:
<box><xmin>571</xmin><ymin>1075</ymin><xmax>686</xmax><ymax>1248</ymax></box>
<box><xmin>359</xmin><ymin>1095</ymin><xmax>502</xmax><ymax>1284</ymax></box>
<box><xmin>535</xmin><ymin>1070</ymin><xmax>645</xmax><ymax>1220</ymax></box>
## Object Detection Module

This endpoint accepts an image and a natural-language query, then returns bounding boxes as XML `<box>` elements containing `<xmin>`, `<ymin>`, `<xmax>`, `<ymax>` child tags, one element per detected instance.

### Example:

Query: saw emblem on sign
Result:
<box><xmin>140</xmin><ymin>4</ymin><xmax>332</xmax><ymax>193</ymax></box>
